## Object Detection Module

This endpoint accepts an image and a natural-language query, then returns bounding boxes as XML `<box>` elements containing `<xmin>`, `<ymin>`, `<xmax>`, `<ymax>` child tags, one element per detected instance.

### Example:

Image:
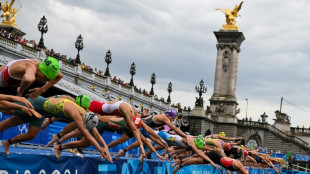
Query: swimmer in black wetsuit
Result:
<box><xmin>173</xmin><ymin>151</ymin><xmax>249</xmax><ymax>174</ymax></box>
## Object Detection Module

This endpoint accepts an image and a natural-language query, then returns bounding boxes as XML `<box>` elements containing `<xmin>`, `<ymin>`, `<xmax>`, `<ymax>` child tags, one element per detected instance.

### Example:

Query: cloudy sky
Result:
<box><xmin>10</xmin><ymin>0</ymin><xmax>310</xmax><ymax>126</ymax></box>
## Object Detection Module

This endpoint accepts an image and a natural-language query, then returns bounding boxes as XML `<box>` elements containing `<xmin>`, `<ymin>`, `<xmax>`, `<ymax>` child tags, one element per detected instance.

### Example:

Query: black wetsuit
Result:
<box><xmin>126</xmin><ymin>115</ymin><xmax>164</xmax><ymax>138</ymax></box>
<box><xmin>206</xmin><ymin>151</ymin><xmax>236</xmax><ymax>171</ymax></box>
<box><xmin>225</xmin><ymin>147</ymin><xmax>242</xmax><ymax>159</ymax></box>
<box><xmin>143</xmin><ymin>115</ymin><xmax>164</xmax><ymax>128</ymax></box>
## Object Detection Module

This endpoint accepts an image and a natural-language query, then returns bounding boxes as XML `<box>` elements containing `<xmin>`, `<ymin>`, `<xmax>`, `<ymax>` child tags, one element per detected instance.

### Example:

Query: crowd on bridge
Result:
<box><xmin>0</xmin><ymin>29</ymin><xmax>37</xmax><ymax>48</ymax></box>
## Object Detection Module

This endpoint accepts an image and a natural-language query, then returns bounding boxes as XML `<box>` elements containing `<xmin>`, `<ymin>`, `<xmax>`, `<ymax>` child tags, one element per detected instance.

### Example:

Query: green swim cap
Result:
<box><xmin>194</xmin><ymin>137</ymin><xmax>204</xmax><ymax>149</ymax></box>
<box><xmin>76</xmin><ymin>94</ymin><xmax>91</xmax><ymax>109</ymax></box>
<box><xmin>39</xmin><ymin>56</ymin><xmax>60</xmax><ymax>80</ymax></box>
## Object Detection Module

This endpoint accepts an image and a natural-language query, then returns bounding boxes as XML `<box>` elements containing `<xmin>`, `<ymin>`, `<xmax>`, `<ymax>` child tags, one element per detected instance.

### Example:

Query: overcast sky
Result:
<box><xmin>10</xmin><ymin>0</ymin><xmax>310</xmax><ymax>127</ymax></box>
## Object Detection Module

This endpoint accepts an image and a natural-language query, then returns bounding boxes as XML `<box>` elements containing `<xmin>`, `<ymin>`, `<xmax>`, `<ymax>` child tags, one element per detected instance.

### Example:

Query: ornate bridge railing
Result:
<box><xmin>0</xmin><ymin>35</ymin><xmax>171</xmax><ymax>114</ymax></box>
<box><xmin>238</xmin><ymin>120</ymin><xmax>310</xmax><ymax>151</ymax></box>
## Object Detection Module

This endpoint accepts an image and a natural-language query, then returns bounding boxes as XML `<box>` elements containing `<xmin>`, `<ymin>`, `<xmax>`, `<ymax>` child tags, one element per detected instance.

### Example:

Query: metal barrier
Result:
<box><xmin>292</xmin><ymin>164</ymin><xmax>310</xmax><ymax>172</ymax></box>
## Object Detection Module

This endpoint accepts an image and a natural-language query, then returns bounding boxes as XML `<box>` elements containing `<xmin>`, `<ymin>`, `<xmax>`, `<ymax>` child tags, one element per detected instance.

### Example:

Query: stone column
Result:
<box><xmin>209</xmin><ymin>30</ymin><xmax>245</xmax><ymax>122</ymax></box>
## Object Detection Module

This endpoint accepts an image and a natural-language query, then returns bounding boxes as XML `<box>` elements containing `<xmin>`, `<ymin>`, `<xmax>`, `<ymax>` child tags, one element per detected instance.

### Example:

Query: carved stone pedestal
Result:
<box><xmin>273</xmin><ymin>122</ymin><xmax>291</xmax><ymax>132</ymax></box>
<box><xmin>191</xmin><ymin>106</ymin><xmax>205</xmax><ymax>117</ymax></box>
<box><xmin>273</xmin><ymin>110</ymin><xmax>291</xmax><ymax>132</ymax></box>
<box><xmin>209</xmin><ymin>30</ymin><xmax>245</xmax><ymax>122</ymax></box>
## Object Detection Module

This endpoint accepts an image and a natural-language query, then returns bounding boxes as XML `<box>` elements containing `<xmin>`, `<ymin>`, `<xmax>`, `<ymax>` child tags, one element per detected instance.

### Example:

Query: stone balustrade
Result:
<box><xmin>0</xmin><ymin>35</ymin><xmax>171</xmax><ymax>114</ymax></box>
<box><xmin>237</xmin><ymin>119</ymin><xmax>310</xmax><ymax>150</ymax></box>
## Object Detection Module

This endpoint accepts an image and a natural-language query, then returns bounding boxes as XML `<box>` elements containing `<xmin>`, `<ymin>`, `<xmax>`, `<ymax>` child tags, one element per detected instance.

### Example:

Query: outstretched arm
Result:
<box><xmin>126</xmin><ymin>118</ymin><xmax>144</xmax><ymax>156</ymax></box>
<box><xmin>231</xmin><ymin>140</ymin><xmax>242</xmax><ymax>145</ymax></box>
<box><xmin>187</xmin><ymin>136</ymin><xmax>219</xmax><ymax>169</ymax></box>
<box><xmin>0</xmin><ymin>94</ymin><xmax>33</xmax><ymax>108</ymax></box>
<box><xmin>142</xmin><ymin>144</ymin><xmax>165</xmax><ymax>163</ymax></box>
<box><xmin>246</xmin><ymin>155</ymin><xmax>257</xmax><ymax>164</ymax></box>
<box><xmin>141</xmin><ymin>122</ymin><xmax>169</xmax><ymax>150</ymax></box>
<box><xmin>164</xmin><ymin>118</ymin><xmax>187</xmax><ymax>138</ymax></box>
<box><xmin>257</xmin><ymin>154</ymin><xmax>281</xmax><ymax>173</ymax></box>
<box><xmin>148</xmin><ymin>134</ymin><xmax>169</xmax><ymax>151</ymax></box>
<box><xmin>91</xmin><ymin>127</ymin><xmax>113</xmax><ymax>163</ymax></box>
<box><xmin>73</xmin><ymin>115</ymin><xmax>101</xmax><ymax>151</ymax></box>
<box><xmin>26</xmin><ymin>71</ymin><xmax>63</xmax><ymax>99</ymax></box>
<box><xmin>202</xmin><ymin>145</ymin><xmax>218</xmax><ymax>152</ymax></box>
<box><xmin>122</xmin><ymin>105</ymin><xmax>145</xmax><ymax>156</ymax></box>
<box><xmin>0</xmin><ymin>100</ymin><xmax>41</xmax><ymax>118</ymax></box>
<box><xmin>217</xmin><ymin>135</ymin><xmax>242</xmax><ymax>141</ymax></box>
<box><xmin>18</xmin><ymin>64</ymin><xmax>36</xmax><ymax>96</ymax></box>
<box><xmin>140</xmin><ymin>134</ymin><xmax>164</xmax><ymax>162</ymax></box>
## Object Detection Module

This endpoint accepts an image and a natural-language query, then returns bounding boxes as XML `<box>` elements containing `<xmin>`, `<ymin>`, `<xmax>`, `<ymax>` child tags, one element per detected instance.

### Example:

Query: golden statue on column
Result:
<box><xmin>0</xmin><ymin>0</ymin><xmax>22</xmax><ymax>27</ymax></box>
<box><xmin>216</xmin><ymin>1</ymin><xmax>243</xmax><ymax>30</ymax></box>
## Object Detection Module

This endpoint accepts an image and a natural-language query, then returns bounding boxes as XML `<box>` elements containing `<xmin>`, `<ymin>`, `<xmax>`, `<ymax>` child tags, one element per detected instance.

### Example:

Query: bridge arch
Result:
<box><xmin>242</xmin><ymin>129</ymin><xmax>264</xmax><ymax>148</ymax></box>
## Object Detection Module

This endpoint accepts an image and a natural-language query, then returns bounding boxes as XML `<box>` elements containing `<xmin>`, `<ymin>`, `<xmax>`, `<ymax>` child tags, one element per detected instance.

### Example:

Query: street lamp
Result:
<box><xmin>75</xmin><ymin>34</ymin><xmax>84</xmax><ymax>65</ymax></box>
<box><xmin>195</xmin><ymin>79</ymin><xmax>207</xmax><ymax>107</ymax></box>
<box><xmin>149</xmin><ymin>73</ymin><xmax>156</xmax><ymax>96</ymax></box>
<box><xmin>37</xmin><ymin>15</ymin><xmax>48</xmax><ymax>49</ymax></box>
<box><xmin>104</xmin><ymin>50</ymin><xmax>112</xmax><ymax>77</ymax></box>
<box><xmin>129</xmin><ymin>62</ymin><xmax>136</xmax><ymax>87</ymax></box>
<box><xmin>167</xmin><ymin>82</ymin><xmax>172</xmax><ymax>103</ymax></box>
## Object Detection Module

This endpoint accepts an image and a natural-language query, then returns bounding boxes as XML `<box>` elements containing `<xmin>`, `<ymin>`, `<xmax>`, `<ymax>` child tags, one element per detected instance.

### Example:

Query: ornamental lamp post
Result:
<box><xmin>37</xmin><ymin>15</ymin><xmax>48</xmax><ymax>49</ymax></box>
<box><xmin>149</xmin><ymin>73</ymin><xmax>156</xmax><ymax>96</ymax></box>
<box><xmin>167</xmin><ymin>82</ymin><xmax>172</xmax><ymax>103</ymax></box>
<box><xmin>129</xmin><ymin>62</ymin><xmax>136</xmax><ymax>87</ymax></box>
<box><xmin>75</xmin><ymin>34</ymin><xmax>84</xmax><ymax>65</ymax></box>
<box><xmin>104</xmin><ymin>50</ymin><xmax>112</xmax><ymax>77</ymax></box>
<box><xmin>246</xmin><ymin>98</ymin><xmax>248</xmax><ymax>119</ymax></box>
<box><xmin>195</xmin><ymin>79</ymin><xmax>207</xmax><ymax>107</ymax></box>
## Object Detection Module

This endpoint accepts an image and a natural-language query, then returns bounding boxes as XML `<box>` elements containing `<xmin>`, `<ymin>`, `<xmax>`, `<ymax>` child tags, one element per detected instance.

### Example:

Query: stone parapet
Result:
<box><xmin>0</xmin><ymin>35</ymin><xmax>170</xmax><ymax>114</ymax></box>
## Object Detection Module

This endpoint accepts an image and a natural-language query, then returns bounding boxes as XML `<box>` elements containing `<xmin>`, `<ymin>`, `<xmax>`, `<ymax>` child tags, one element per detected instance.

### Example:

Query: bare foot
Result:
<box><xmin>3</xmin><ymin>141</ymin><xmax>10</xmax><ymax>156</ymax></box>
<box><xmin>115</xmin><ymin>149</ymin><xmax>125</xmax><ymax>161</ymax></box>
<box><xmin>46</xmin><ymin>134</ymin><xmax>59</xmax><ymax>147</ymax></box>
<box><xmin>41</xmin><ymin>118</ymin><xmax>51</xmax><ymax>131</ymax></box>
<box><xmin>139</xmin><ymin>154</ymin><xmax>145</xmax><ymax>163</ymax></box>
<box><xmin>172</xmin><ymin>165</ymin><xmax>181</xmax><ymax>174</ymax></box>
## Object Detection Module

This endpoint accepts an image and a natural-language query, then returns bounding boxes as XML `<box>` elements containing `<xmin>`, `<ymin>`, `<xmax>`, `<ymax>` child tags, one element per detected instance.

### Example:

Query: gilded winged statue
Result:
<box><xmin>1</xmin><ymin>0</ymin><xmax>15</xmax><ymax>22</ymax></box>
<box><xmin>216</xmin><ymin>2</ymin><xmax>243</xmax><ymax>28</ymax></box>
